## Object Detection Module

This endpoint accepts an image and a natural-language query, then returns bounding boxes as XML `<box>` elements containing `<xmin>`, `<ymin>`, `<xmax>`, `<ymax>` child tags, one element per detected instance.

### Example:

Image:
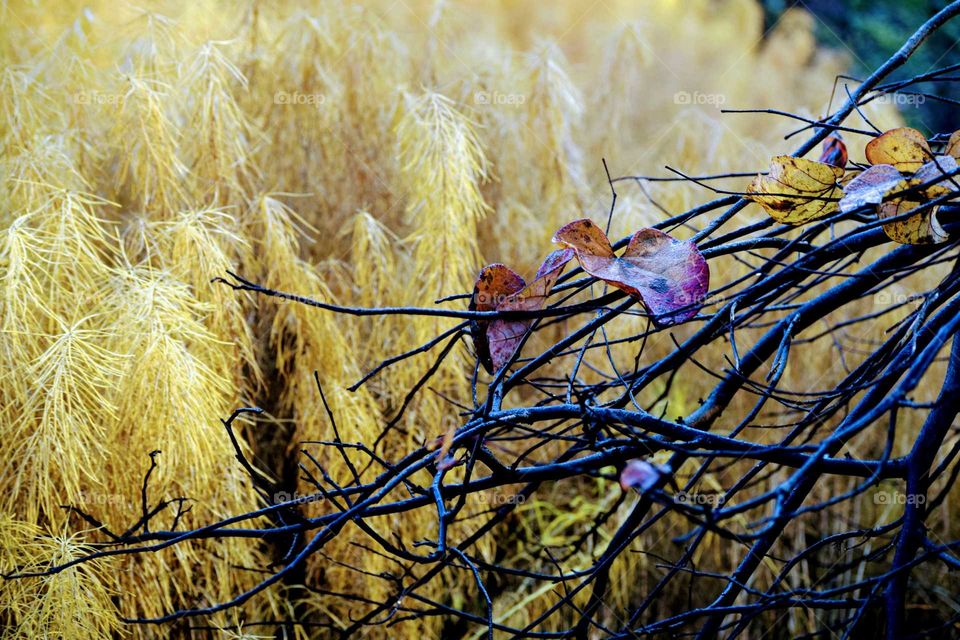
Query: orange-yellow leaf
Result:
<box><xmin>747</xmin><ymin>156</ymin><xmax>843</xmax><ymax>224</ymax></box>
<box><xmin>865</xmin><ymin>127</ymin><xmax>932</xmax><ymax>172</ymax></box>
<box><xmin>877</xmin><ymin>156</ymin><xmax>955</xmax><ymax>245</ymax></box>
<box><xmin>878</xmin><ymin>198</ymin><xmax>948</xmax><ymax>245</ymax></box>
<box><xmin>434</xmin><ymin>425</ymin><xmax>458</xmax><ymax>470</ymax></box>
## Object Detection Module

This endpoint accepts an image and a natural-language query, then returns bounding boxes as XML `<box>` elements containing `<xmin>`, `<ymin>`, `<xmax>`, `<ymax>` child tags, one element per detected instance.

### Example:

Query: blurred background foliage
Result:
<box><xmin>764</xmin><ymin>0</ymin><xmax>960</xmax><ymax>132</ymax></box>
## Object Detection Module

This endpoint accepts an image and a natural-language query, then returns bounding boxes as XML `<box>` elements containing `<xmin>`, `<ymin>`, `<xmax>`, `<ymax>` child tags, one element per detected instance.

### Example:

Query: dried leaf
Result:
<box><xmin>839</xmin><ymin>164</ymin><xmax>904</xmax><ymax>213</ymax></box>
<box><xmin>534</xmin><ymin>247</ymin><xmax>577</xmax><ymax>279</ymax></box>
<box><xmin>877</xmin><ymin>156</ymin><xmax>956</xmax><ymax>245</ymax></box>
<box><xmin>878</xmin><ymin>198</ymin><xmax>948</xmax><ymax>245</ymax></box>
<box><xmin>552</xmin><ymin>219</ymin><xmax>708</xmax><ymax>325</ymax></box>
<box><xmin>911</xmin><ymin>155</ymin><xmax>959</xmax><ymax>197</ymax></box>
<box><xmin>865</xmin><ymin>127</ymin><xmax>932</xmax><ymax>172</ymax></box>
<box><xmin>620</xmin><ymin>459</ymin><xmax>665</xmax><ymax>492</ymax></box>
<box><xmin>426</xmin><ymin>423</ymin><xmax>459</xmax><ymax>469</ymax></box>
<box><xmin>839</xmin><ymin>155</ymin><xmax>955</xmax><ymax>245</ymax></box>
<box><xmin>484</xmin><ymin>249</ymin><xmax>573</xmax><ymax>372</ymax></box>
<box><xmin>470</xmin><ymin>264</ymin><xmax>526</xmax><ymax>373</ymax></box>
<box><xmin>471</xmin><ymin>264</ymin><xmax>526</xmax><ymax>312</ymax></box>
<box><xmin>818</xmin><ymin>133</ymin><xmax>848</xmax><ymax>168</ymax></box>
<box><xmin>874</xmin><ymin>156</ymin><xmax>956</xmax><ymax>245</ymax></box>
<box><xmin>747</xmin><ymin>156</ymin><xmax>843</xmax><ymax>224</ymax></box>
<box><xmin>945</xmin><ymin>130</ymin><xmax>960</xmax><ymax>160</ymax></box>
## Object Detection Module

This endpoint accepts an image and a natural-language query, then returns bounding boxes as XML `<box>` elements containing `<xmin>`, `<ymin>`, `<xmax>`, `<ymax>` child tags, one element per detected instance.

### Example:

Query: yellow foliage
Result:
<box><xmin>2</xmin><ymin>524</ymin><xmax>123</xmax><ymax>639</ymax></box>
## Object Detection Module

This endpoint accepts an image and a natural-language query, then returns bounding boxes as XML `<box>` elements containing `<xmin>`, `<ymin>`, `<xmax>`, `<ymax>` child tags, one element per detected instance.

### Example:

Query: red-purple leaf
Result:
<box><xmin>485</xmin><ymin>249</ymin><xmax>573</xmax><ymax>372</ymax></box>
<box><xmin>818</xmin><ymin>133</ymin><xmax>848</xmax><ymax>169</ymax></box>
<box><xmin>470</xmin><ymin>264</ymin><xmax>525</xmax><ymax>373</ymax></box>
<box><xmin>552</xmin><ymin>219</ymin><xmax>709</xmax><ymax>325</ymax></box>
<box><xmin>620</xmin><ymin>459</ymin><xmax>665</xmax><ymax>492</ymax></box>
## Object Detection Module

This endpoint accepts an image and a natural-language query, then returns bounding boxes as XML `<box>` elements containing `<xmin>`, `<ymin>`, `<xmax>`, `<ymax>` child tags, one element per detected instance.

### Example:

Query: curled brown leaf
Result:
<box><xmin>470</xmin><ymin>264</ymin><xmax>525</xmax><ymax>373</ymax></box>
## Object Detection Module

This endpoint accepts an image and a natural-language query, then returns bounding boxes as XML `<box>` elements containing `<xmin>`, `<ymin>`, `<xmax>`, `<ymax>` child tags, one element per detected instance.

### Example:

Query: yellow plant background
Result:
<box><xmin>1</xmin><ymin>0</ymin><xmax>945</xmax><ymax>638</ymax></box>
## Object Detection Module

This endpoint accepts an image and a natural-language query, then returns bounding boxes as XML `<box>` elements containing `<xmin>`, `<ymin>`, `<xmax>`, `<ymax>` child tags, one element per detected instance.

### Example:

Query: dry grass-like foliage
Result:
<box><xmin>1</xmin><ymin>0</ymin><xmax>924</xmax><ymax>638</ymax></box>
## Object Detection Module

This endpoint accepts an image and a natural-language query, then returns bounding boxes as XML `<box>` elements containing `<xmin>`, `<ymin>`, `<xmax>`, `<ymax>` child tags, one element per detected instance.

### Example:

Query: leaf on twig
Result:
<box><xmin>470</xmin><ymin>251</ymin><xmax>574</xmax><ymax>373</ymax></box>
<box><xmin>620</xmin><ymin>459</ymin><xmax>666</xmax><ymax>492</ymax></box>
<box><xmin>912</xmin><ymin>154</ymin><xmax>959</xmax><ymax>197</ymax></box>
<box><xmin>945</xmin><ymin>130</ymin><xmax>960</xmax><ymax>160</ymax></box>
<box><xmin>878</xmin><ymin>155</ymin><xmax>958</xmax><ymax>245</ymax></box>
<box><xmin>840</xmin><ymin>154</ymin><xmax>956</xmax><ymax>244</ymax></box>
<box><xmin>865</xmin><ymin>127</ymin><xmax>932</xmax><ymax>172</ymax></box>
<box><xmin>878</xmin><ymin>198</ymin><xmax>949</xmax><ymax>245</ymax></box>
<box><xmin>485</xmin><ymin>249</ymin><xmax>573</xmax><ymax>372</ymax></box>
<box><xmin>747</xmin><ymin>156</ymin><xmax>843</xmax><ymax>224</ymax></box>
<box><xmin>839</xmin><ymin>164</ymin><xmax>904</xmax><ymax>213</ymax></box>
<box><xmin>470</xmin><ymin>263</ymin><xmax>526</xmax><ymax>373</ymax></box>
<box><xmin>552</xmin><ymin>218</ymin><xmax>708</xmax><ymax>325</ymax></box>
<box><xmin>818</xmin><ymin>133</ymin><xmax>848</xmax><ymax>168</ymax></box>
<box><xmin>431</xmin><ymin>427</ymin><xmax>459</xmax><ymax>471</ymax></box>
